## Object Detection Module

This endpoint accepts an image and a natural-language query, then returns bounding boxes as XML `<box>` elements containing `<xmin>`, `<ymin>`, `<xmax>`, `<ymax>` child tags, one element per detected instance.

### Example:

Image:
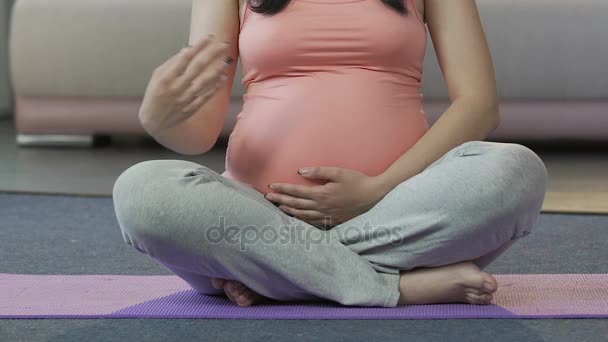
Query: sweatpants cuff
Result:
<box><xmin>379</xmin><ymin>272</ymin><xmax>401</xmax><ymax>307</ymax></box>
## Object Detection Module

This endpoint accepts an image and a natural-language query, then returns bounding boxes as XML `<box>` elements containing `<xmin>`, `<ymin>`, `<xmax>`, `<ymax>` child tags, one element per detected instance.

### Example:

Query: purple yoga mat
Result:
<box><xmin>1</xmin><ymin>273</ymin><xmax>607</xmax><ymax>319</ymax></box>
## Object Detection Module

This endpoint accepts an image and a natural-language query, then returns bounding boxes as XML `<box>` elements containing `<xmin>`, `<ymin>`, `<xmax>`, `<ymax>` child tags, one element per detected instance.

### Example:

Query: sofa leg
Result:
<box><xmin>16</xmin><ymin>134</ymin><xmax>95</xmax><ymax>148</ymax></box>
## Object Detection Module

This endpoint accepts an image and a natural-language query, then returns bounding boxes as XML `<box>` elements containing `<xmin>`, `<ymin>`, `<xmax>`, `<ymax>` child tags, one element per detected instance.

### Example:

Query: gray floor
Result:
<box><xmin>1</xmin><ymin>116</ymin><xmax>608</xmax><ymax>341</ymax></box>
<box><xmin>0</xmin><ymin>118</ymin><xmax>226</xmax><ymax>196</ymax></box>
<box><xmin>1</xmin><ymin>193</ymin><xmax>607</xmax><ymax>341</ymax></box>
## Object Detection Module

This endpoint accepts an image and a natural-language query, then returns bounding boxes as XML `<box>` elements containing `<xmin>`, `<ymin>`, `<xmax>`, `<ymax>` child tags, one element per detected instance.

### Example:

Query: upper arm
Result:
<box><xmin>425</xmin><ymin>0</ymin><xmax>498</xmax><ymax>111</ymax></box>
<box><xmin>186</xmin><ymin>0</ymin><xmax>240</xmax><ymax>148</ymax></box>
<box><xmin>189</xmin><ymin>0</ymin><xmax>240</xmax><ymax>47</ymax></box>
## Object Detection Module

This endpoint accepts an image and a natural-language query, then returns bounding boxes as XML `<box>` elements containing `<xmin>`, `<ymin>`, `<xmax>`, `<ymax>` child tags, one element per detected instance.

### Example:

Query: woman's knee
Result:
<box><xmin>113</xmin><ymin>160</ymin><xmax>172</xmax><ymax>214</ymax></box>
<box><xmin>460</xmin><ymin>142</ymin><xmax>547</xmax><ymax>210</ymax></box>
<box><xmin>113</xmin><ymin>160</ymin><xmax>160</xmax><ymax>199</ymax></box>
<box><xmin>113</xmin><ymin>159</ymin><xmax>208</xmax><ymax>196</ymax></box>
<box><xmin>450</xmin><ymin>142</ymin><xmax>547</xmax><ymax>238</ymax></box>
<box><xmin>113</xmin><ymin>160</ymin><xmax>168</xmax><ymax>243</ymax></box>
<box><xmin>112</xmin><ymin>159</ymin><xmax>212</xmax><ymax>243</ymax></box>
<box><xmin>488</xmin><ymin>143</ymin><xmax>547</xmax><ymax>237</ymax></box>
<box><xmin>497</xmin><ymin>143</ymin><xmax>548</xmax><ymax>205</ymax></box>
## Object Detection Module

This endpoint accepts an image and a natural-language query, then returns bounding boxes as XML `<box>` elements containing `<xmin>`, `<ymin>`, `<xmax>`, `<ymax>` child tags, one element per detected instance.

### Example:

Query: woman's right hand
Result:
<box><xmin>138</xmin><ymin>34</ymin><xmax>234</xmax><ymax>135</ymax></box>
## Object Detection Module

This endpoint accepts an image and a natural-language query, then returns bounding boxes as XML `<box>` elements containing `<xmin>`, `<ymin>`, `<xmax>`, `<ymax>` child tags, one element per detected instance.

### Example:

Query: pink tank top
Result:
<box><xmin>221</xmin><ymin>0</ymin><xmax>429</xmax><ymax>195</ymax></box>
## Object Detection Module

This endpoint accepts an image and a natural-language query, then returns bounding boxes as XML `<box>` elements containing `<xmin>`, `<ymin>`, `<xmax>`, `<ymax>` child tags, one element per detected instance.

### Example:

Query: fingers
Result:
<box><xmin>180</xmin><ymin>87</ymin><xmax>216</xmax><ymax>113</ymax></box>
<box><xmin>167</xmin><ymin>36</ymin><xmax>213</xmax><ymax>79</ymax></box>
<box><xmin>172</xmin><ymin>38</ymin><xmax>231</xmax><ymax>93</ymax></box>
<box><xmin>265</xmin><ymin>192</ymin><xmax>318</xmax><ymax>210</ymax></box>
<box><xmin>177</xmin><ymin>60</ymin><xmax>232</xmax><ymax>112</ymax></box>
<box><xmin>279</xmin><ymin>206</ymin><xmax>327</xmax><ymax>221</ymax></box>
<box><xmin>268</xmin><ymin>183</ymin><xmax>320</xmax><ymax>200</ymax></box>
<box><xmin>151</xmin><ymin>35</ymin><xmax>218</xmax><ymax>109</ymax></box>
<box><xmin>161</xmin><ymin>48</ymin><xmax>194</xmax><ymax>82</ymax></box>
<box><xmin>181</xmin><ymin>70</ymin><xmax>229</xmax><ymax>113</ymax></box>
<box><xmin>180</xmin><ymin>93</ymin><xmax>209</xmax><ymax>114</ymax></box>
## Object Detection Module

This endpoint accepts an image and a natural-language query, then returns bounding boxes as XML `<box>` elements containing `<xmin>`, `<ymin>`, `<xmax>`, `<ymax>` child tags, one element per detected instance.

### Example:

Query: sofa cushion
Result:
<box><xmin>10</xmin><ymin>0</ymin><xmax>608</xmax><ymax>141</ymax></box>
<box><xmin>11</xmin><ymin>0</ymin><xmax>608</xmax><ymax>101</ymax></box>
<box><xmin>422</xmin><ymin>0</ymin><xmax>608</xmax><ymax>100</ymax></box>
<box><xmin>10</xmin><ymin>0</ymin><xmax>193</xmax><ymax>97</ymax></box>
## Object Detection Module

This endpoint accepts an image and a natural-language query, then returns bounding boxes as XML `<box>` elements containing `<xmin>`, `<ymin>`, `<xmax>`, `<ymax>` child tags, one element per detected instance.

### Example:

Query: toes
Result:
<box><xmin>234</xmin><ymin>290</ymin><xmax>256</xmax><ymax>306</ymax></box>
<box><xmin>226</xmin><ymin>281</ymin><xmax>246</xmax><ymax>298</ymax></box>
<box><xmin>236</xmin><ymin>286</ymin><xmax>265</xmax><ymax>307</ymax></box>
<box><xmin>466</xmin><ymin>292</ymin><xmax>493</xmax><ymax>305</ymax></box>
<box><xmin>229</xmin><ymin>282</ymin><xmax>255</xmax><ymax>306</ymax></box>
<box><xmin>211</xmin><ymin>278</ymin><xmax>226</xmax><ymax>289</ymax></box>
<box><xmin>221</xmin><ymin>281</ymin><xmax>243</xmax><ymax>304</ymax></box>
<box><xmin>480</xmin><ymin>273</ymin><xmax>498</xmax><ymax>293</ymax></box>
<box><xmin>483</xmin><ymin>293</ymin><xmax>494</xmax><ymax>304</ymax></box>
<box><xmin>465</xmin><ymin>288</ymin><xmax>486</xmax><ymax>296</ymax></box>
<box><xmin>221</xmin><ymin>281</ymin><xmax>262</xmax><ymax>306</ymax></box>
<box><xmin>223</xmin><ymin>286</ymin><xmax>237</xmax><ymax>303</ymax></box>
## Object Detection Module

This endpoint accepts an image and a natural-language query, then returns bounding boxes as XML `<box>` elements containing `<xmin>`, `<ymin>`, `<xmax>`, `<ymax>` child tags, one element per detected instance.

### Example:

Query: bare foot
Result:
<box><xmin>398</xmin><ymin>261</ymin><xmax>498</xmax><ymax>305</ymax></box>
<box><xmin>211</xmin><ymin>278</ymin><xmax>268</xmax><ymax>307</ymax></box>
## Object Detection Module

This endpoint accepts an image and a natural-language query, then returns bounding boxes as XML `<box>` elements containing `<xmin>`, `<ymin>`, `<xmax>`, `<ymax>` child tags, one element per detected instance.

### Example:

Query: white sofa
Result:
<box><xmin>8</xmin><ymin>0</ymin><xmax>608</xmax><ymax>146</ymax></box>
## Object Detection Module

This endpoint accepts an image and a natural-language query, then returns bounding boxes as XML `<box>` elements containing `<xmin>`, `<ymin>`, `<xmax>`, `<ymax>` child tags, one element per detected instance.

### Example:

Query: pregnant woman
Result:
<box><xmin>113</xmin><ymin>0</ymin><xmax>548</xmax><ymax>307</ymax></box>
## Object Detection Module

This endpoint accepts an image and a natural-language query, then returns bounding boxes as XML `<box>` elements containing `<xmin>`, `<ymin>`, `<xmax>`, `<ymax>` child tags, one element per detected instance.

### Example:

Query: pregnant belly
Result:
<box><xmin>222</xmin><ymin>78</ymin><xmax>430</xmax><ymax>195</ymax></box>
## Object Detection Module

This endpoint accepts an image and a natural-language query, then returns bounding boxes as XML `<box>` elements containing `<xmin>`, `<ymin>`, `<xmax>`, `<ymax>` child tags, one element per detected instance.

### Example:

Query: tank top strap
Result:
<box><xmin>406</xmin><ymin>0</ymin><xmax>425</xmax><ymax>25</ymax></box>
<box><xmin>240</xmin><ymin>1</ymin><xmax>251</xmax><ymax>33</ymax></box>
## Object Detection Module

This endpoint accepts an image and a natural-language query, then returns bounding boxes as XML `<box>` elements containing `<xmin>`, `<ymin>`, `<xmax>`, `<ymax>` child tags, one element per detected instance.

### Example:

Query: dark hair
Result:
<box><xmin>248</xmin><ymin>0</ymin><xmax>408</xmax><ymax>16</ymax></box>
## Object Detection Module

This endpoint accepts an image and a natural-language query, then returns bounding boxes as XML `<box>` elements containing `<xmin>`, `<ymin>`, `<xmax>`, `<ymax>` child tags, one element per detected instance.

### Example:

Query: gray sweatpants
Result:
<box><xmin>112</xmin><ymin>140</ymin><xmax>548</xmax><ymax>307</ymax></box>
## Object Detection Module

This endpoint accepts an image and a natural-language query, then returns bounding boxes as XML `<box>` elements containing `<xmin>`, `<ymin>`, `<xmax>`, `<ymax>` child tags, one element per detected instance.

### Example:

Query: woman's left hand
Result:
<box><xmin>265</xmin><ymin>167</ymin><xmax>388</xmax><ymax>228</ymax></box>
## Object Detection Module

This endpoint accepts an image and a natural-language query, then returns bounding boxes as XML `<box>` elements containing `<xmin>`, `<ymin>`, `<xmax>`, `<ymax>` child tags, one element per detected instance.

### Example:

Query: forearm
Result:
<box><xmin>139</xmin><ymin>90</ymin><xmax>232</xmax><ymax>156</ymax></box>
<box><xmin>141</xmin><ymin>114</ymin><xmax>215</xmax><ymax>155</ymax></box>
<box><xmin>374</xmin><ymin>99</ymin><xmax>500</xmax><ymax>195</ymax></box>
<box><xmin>138</xmin><ymin>45</ymin><xmax>237</xmax><ymax>156</ymax></box>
